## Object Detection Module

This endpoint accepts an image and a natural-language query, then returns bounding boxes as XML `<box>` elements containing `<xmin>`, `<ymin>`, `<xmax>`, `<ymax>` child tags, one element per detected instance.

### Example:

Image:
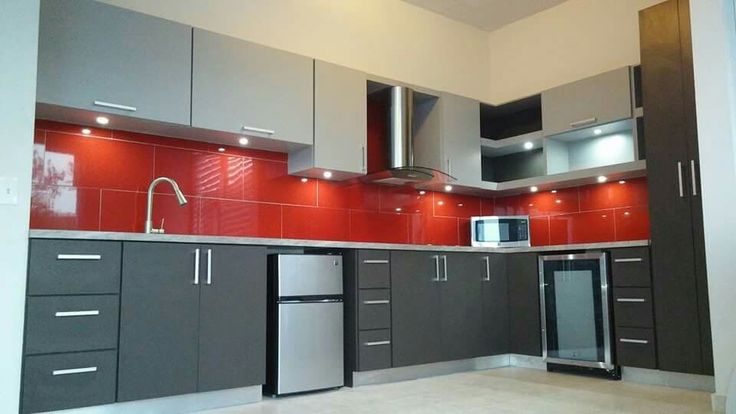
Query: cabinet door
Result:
<box><xmin>482</xmin><ymin>254</ymin><xmax>509</xmax><ymax>355</ymax></box>
<box><xmin>542</xmin><ymin>67</ymin><xmax>632</xmax><ymax>136</ymax></box>
<box><xmin>390</xmin><ymin>251</ymin><xmax>442</xmax><ymax>367</ymax></box>
<box><xmin>507</xmin><ymin>253</ymin><xmax>541</xmax><ymax>356</ymax></box>
<box><xmin>440</xmin><ymin>253</ymin><xmax>485</xmax><ymax>360</ymax></box>
<box><xmin>118</xmin><ymin>242</ymin><xmax>200</xmax><ymax>401</ymax></box>
<box><xmin>198</xmin><ymin>245</ymin><xmax>267</xmax><ymax>392</ymax></box>
<box><xmin>441</xmin><ymin>94</ymin><xmax>482</xmax><ymax>187</ymax></box>
<box><xmin>37</xmin><ymin>0</ymin><xmax>192</xmax><ymax>125</ymax></box>
<box><xmin>192</xmin><ymin>29</ymin><xmax>313</xmax><ymax>145</ymax></box>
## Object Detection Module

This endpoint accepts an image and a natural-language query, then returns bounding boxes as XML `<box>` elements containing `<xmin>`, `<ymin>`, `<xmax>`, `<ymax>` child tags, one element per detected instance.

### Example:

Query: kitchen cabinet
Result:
<box><xmin>507</xmin><ymin>253</ymin><xmax>541</xmax><ymax>356</ymax></box>
<box><xmin>118</xmin><ymin>242</ymin><xmax>266</xmax><ymax>401</ymax></box>
<box><xmin>289</xmin><ymin>61</ymin><xmax>367</xmax><ymax>179</ymax></box>
<box><xmin>37</xmin><ymin>0</ymin><xmax>192</xmax><ymax>125</ymax></box>
<box><xmin>440</xmin><ymin>253</ymin><xmax>486</xmax><ymax>360</ymax></box>
<box><xmin>482</xmin><ymin>254</ymin><xmax>509</xmax><ymax>355</ymax></box>
<box><xmin>542</xmin><ymin>67</ymin><xmax>632</xmax><ymax>137</ymax></box>
<box><xmin>191</xmin><ymin>29</ymin><xmax>313</xmax><ymax>145</ymax></box>
<box><xmin>640</xmin><ymin>0</ymin><xmax>713</xmax><ymax>375</ymax></box>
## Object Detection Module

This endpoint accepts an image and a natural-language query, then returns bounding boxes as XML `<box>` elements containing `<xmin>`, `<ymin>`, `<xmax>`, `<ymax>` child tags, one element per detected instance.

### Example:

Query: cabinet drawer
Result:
<box><xmin>613</xmin><ymin>288</ymin><xmax>654</xmax><ymax>328</ymax></box>
<box><xmin>358</xmin><ymin>289</ymin><xmax>391</xmax><ymax>330</ymax></box>
<box><xmin>611</xmin><ymin>247</ymin><xmax>651</xmax><ymax>287</ymax></box>
<box><xmin>358</xmin><ymin>251</ymin><xmax>390</xmax><ymax>289</ymax></box>
<box><xmin>28</xmin><ymin>240</ymin><xmax>122</xmax><ymax>295</ymax></box>
<box><xmin>615</xmin><ymin>328</ymin><xmax>656</xmax><ymax>369</ymax></box>
<box><xmin>22</xmin><ymin>350</ymin><xmax>117</xmax><ymax>414</ymax></box>
<box><xmin>25</xmin><ymin>295</ymin><xmax>119</xmax><ymax>355</ymax></box>
<box><xmin>358</xmin><ymin>330</ymin><xmax>392</xmax><ymax>371</ymax></box>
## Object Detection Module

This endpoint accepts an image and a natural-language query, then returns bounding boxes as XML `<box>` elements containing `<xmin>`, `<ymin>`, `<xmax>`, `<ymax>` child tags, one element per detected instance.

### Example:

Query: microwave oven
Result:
<box><xmin>470</xmin><ymin>216</ymin><xmax>531</xmax><ymax>248</ymax></box>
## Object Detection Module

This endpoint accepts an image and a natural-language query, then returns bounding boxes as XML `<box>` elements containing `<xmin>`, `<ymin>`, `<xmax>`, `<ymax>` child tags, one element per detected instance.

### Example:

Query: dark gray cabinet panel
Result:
<box><xmin>391</xmin><ymin>251</ymin><xmax>442</xmax><ymax>367</ymax></box>
<box><xmin>27</xmin><ymin>239</ymin><xmax>121</xmax><ymax>295</ymax></box>
<box><xmin>22</xmin><ymin>350</ymin><xmax>117</xmax><ymax>414</ymax></box>
<box><xmin>613</xmin><ymin>288</ymin><xmax>654</xmax><ymax>328</ymax></box>
<box><xmin>440</xmin><ymin>253</ymin><xmax>485</xmax><ymax>361</ymax></box>
<box><xmin>611</xmin><ymin>248</ymin><xmax>651</xmax><ymax>287</ymax></box>
<box><xmin>198</xmin><ymin>245</ymin><xmax>266</xmax><ymax>392</ymax></box>
<box><xmin>118</xmin><ymin>242</ymin><xmax>201</xmax><ymax>402</ymax></box>
<box><xmin>482</xmin><ymin>254</ymin><xmax>509</xmax><ymax>355</ymax></box>
<box><xmin>37</xmin><ymin>0</ymin><xmax>192</xmax><ymax>125</ymax></box>
<box><xmin>616</xmin><ymin>327</ymin><xmax>657</xmax><ymax>369</ymax></box>
<box><xmin>358</xmin><ymin>289</ymin><xmax>391</xmax><ymax>330</ymax></box>
<box><xmin>357</xmin><ymin>250</ymin><xmax>391</xmax><ymax>289</ymax></box>
<box><xmin>24</xmin><ymin>295</ymin><xmax>119</xmax><ymax>355</ymax></box>
<box><xmin>358</xmin><ymin>330</ymin><xmax>392</xmax><ymax>371</ymax></box>
<box><xmin>507</xmin><ymin>253</ymin><xmax>541</xmax><ymax>356</ymax></box>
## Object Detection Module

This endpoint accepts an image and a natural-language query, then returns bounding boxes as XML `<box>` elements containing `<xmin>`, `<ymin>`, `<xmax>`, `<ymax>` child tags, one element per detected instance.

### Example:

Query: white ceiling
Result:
<box><xmin>401</xmin><ymin>0</ymin><xmax>569</xmax><ymax>32</ymax></box>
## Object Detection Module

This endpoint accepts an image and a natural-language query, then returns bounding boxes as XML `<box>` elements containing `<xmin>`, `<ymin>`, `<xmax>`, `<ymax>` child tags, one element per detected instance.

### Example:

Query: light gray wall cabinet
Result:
<box><xmin>290</xmin><ymin>61</ymin><xmax>367</xmax><ymax>179</ymax></box>
<box><xmin>542</xmin><ymin>67</ymin><xmax>632</xmax><ymax>137</ymax></box>
<box><xmin>191</xmin><ymin>29</ymin><xmax>313</xmax><ymax>145</ymax></box>
<box><xmin>439</xmin><ymin>94</ymin><xmax>483</xmax><ymax>187</ymax></box>
<box><xmin>37</xmin><ymin>0</ymin><xmax>192</xmax><ymax>125</ymax></box>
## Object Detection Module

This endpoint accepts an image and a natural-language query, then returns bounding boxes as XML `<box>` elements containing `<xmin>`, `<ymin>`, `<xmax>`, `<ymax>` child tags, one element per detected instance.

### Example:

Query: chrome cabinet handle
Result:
<box><xmin>616</xmin><ymin>298</ymin><xmax>646</xmax><ymax>303</ymax></box>
<box><xmin>364</xmin><ymin>341</ymin><xmax>390</xmax><ymax>346</ymax></box>
<box><xmin>193</xmin><ymin>249</ymin><xmax>200</xmax><ymax>285</ymax></box>
<box><xmin>363</xmin><ymin>300</ymin><xmax>390</xmax><ymax>305</ymax></box>
<box><xmin>432</xmin><ymin>255</ymin><xmax>440</xmax><ymax>282</ymax></box>
<box><xmin>690</xmin><ymin>160</ymin><xmax>698</xmax><ymax>196</ymax></box>
<box><xmin>55</xmin><ymin>310</ymin><xmax>100</xmax><ymax>317</ymax></box>
<box><xmin>52</xmin><ymin>366</ymin><xmax>98</xmax><ymax>376</ymax></box>
<box><xmin>619</xmin><ymin>338</ymin><xmax>649</xmax><ymax>344</ymax></box>
<box><xmin>363</xmin><ymin>259</ymin><xmax>389</xmax><ymax>264</ymax></box>
<box><xmin>442</xmin><ymin>255</ymin><xmax>448</xmax><ymax>282</ymax></box>
<box><xmin>570</xmin><ymin>117</ymin><xmax>598</xmax><ymax>128</ymax></box>
<box><xmin>57</xmin><ymin>254</ymin><xmax>101</xmax><ymax>260</ymax></box>
<box><xmin>206</xmin><ymin>249</ymin><xmax>212</xmax><ymax>285</ymax></box>
<box><xmin>614</xmin><ymin>258</ymin><xmax>643</xmax><ymax>263</ymax></box>
<box><xmin>242</xmin><ymin>125</ymin><xmax>275</xmax><ymax>135</ymax></box>
<box><xmin>93</xmin><ymin>100</ymin><xmax>136</xmax><ymax>112</ymax></box>
<box><xmin>361</xmin><ymin>146</ymin><xmax>366</xmax><ymax>172</ymax></box>
<box><xmin>483</xmin><ymin>256</ymin><xmax>491</xmax><ymax>282</ymax></box>
<box><xmin>677</xmin><ymin>161</ymin><xmax>684</xmax><ymax>197</ymax></box>
<box><xmin>446</xmin><ymin>158</ymin><xmax>451</xmax><ymax>175</ymax></box>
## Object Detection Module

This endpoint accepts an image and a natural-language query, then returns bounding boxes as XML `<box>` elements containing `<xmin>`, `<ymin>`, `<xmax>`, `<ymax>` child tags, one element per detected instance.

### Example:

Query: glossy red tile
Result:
<box><xmin>530</xmin><ymin>216</ymin><xmax>551</xmax><ymax>246</ymax></box>
<box><xmin>282</xmin><ymin>206</ymin><xmax>349</xmax><ymax>241</ymax></box>
<box><xmin>147</xmin><ymin>193</ymin><xmax>200</xmax><ymax>235</ymax></box>
<box><xmin>493</xmin><ymin>195</ymin><xmax>524</xmax><ymax>216</ymax></box>
<box><xmin>480</xmin><ymin>198</ymin><xmax>495</xmax><ymax>216</ymax></box>
<box><xmin>44</xmin><ymin>131</ymin><xmax>154</xmax><ymax>191</ymax></box>
<box><xmin>154</xmin><ymin>147</ymin><xmax>244</xmax><ymax>200</ymax></box>
<box><xmin>549</xmin><ymin>210</ymin><xmax>616</xmax><ymax>245</ymax></box>
<box><xmin>30</xmin><ymin>185</ymin><xmax>100</xmax><ymax>231</ymax></box>
<box><xmin>199</xmin><ymin>198</ymin><xmax>280</xmax><ymax>237</ymax></box>
<box><xmin>33</xmin><ymin>129</ymin><xmax>46</xmax><ymax>184</ymax></box>
<box><xmin>458</xmin><ymin>218</ymin><xmax>471</xmax><ymax>246</ymax></box>
<box><xmin>433</xmin><ymin>192</ymin><xmax>482</xmax><ymax>218</ymax></box>
<box><xmin>317</xmin><ymin>180</ymin><xmax>380</xmax><ymax>211</ymax></box>
<box><xmin>578</xmin><ymin>178</ymin><xmax>648</xmax><ymax>211</ymax></box>
<box><xmin>615</xmin><ymin>206</ymin><xmax>650</xmax><ymax>241</ymax></box>
<box><xmin>520</xmin><ymin>188</ymin><xmax>579</xmax><ymax>217</ymax></box>
<box><xmin>350</xmin><ymin>211</ymin><xmax>408</xmax><ymax>244</ymax></box>
<box><xmin>409</xmin><ymin>214</ymin><xmax>459</xmax><ymax>246</ymax></box>
<box><xmin>243</xmin><ymin>158</ymin><xmax>317</xmax><ymax>206</ymax></box>
<box><xmin>99</xmin><ymin>190</ymin><xmax>147</xmax><ymax>232</ymax></box>
<box><xmin>380</xmin><ymin>186</ymin><xmax>431</xmax><ymax>214</ymax></box>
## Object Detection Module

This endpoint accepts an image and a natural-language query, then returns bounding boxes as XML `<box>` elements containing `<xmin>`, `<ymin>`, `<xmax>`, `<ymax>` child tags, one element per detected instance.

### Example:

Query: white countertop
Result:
<box><xmin>29</xmin><ymin>230</ymin><xmax>649</xmax><ymax>253</ymax></box>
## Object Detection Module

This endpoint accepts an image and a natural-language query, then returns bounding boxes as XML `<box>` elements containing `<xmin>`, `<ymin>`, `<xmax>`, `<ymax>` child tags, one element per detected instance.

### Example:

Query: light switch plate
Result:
<box><xmin>0</xmin><ymin>177</ymin><xmax>19</xmax><ymax>205</ymax></box>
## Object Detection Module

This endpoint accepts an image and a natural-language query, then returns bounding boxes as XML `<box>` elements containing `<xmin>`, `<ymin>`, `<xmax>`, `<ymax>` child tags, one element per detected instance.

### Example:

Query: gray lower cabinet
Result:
<box><xmin>440</xmin><ymin>253</ymin><xmax>486</xmax><ymax>361</ymax></box>
<box><xmin>191</xmin><ymin>28</ymin><xmax>313</xmax><ymax>145</ymax></box>
<box><xmin>37</xmin><ymin>0</ymin><xmax>192</xmax><ymax>125</ymax></box>
<box><xmin>118</xmin><ymin>242</ymin><xmax>266</xmax><ymax>402</ymax></box>
<box><xmin>507</xmin><ymin>253</ymin><xmax>542</xmax><ymax>356</ymax></box>
<box><xmin>482</xmin><ymin>254</ymin><xmax>509</xmax><ymax>355</ymax></box>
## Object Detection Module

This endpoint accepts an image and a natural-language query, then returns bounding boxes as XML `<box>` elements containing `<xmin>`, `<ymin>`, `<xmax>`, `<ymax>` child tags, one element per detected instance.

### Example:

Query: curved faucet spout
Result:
<box><xmin>145</xmin><ymin>177</ymin><xmax>188</xmax><ymax>234</ymax></box>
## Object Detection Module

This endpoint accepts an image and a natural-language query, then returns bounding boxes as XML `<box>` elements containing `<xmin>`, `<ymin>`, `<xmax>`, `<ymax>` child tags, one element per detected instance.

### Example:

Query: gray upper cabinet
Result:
<box><xmin>440</xmin><ymin>94</ymin><xmax>482</xmax><ymax>187</ymax></box>
<box><xmin>542</xmin><ymin>67</ymin><xmax>632</xmax><ymax>137</ymax></box>
<box><xmin>37</xmin><ymin>0</ymin><xmax>192</xmax><ymax>125</ymax></box>
<box><xmin>289</xmin><ymin>61</ymin><xmax>367</xmax><ymax>179</ymax></box>
<box><xmin>192</xmin><ymin>29</ymin><xmax>313</xmax><ymax>145</ymax></box>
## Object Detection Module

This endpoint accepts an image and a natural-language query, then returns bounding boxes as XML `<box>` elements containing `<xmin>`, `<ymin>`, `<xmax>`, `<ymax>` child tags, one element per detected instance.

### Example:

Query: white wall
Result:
<box><xmin>689</xmin><ymin>0</ymin><xmax>736</xmax><ymax>407</ymax></box>
<box><xmin>487</xmin><ymin>0</ymin><xmax>664</xmax><ymax>103</ymax></box>
<box><xmin>97</xmin><ymin>0</ymin><xmax>491</xmax><ymax>102</ymax></box>
<box><xmin>0</xmin><ymin>0</ymin><xmax>39</xmax><ymax>412</ymax></box>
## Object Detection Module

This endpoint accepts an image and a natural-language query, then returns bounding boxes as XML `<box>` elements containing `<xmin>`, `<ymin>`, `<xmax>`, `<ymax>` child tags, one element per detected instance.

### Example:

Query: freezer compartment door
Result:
<box><xmin>277</xmin><ymin>302</ymin><xmax>344</xmax><ymax>394</ymax></box>
<box><xmin>277</xmin><ymin>255</ymin><xmax>343</xmax><ymax>297</ymax></box>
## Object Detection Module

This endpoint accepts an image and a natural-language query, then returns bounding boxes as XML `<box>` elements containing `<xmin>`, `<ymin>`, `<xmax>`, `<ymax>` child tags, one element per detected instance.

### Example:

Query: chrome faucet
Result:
<box><xmin>144</xmin><ymin>177</ymin><xmax>188</xmax><ymax>234</ymax></box>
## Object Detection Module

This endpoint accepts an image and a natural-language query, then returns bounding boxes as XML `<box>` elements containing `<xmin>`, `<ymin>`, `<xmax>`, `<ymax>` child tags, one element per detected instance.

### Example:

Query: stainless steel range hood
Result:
<box><xmin>363</xmin><ymin>85</ymin><xmax>454</xmax><ymax>186</ymax></box>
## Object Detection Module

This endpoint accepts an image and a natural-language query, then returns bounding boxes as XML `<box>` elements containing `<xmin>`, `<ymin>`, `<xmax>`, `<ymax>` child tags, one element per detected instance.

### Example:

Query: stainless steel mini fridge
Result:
<box><xmin>539</xmin><ymin>252</ymin><xmax>616</xmax><ymax>375</ymax></box>
<box><xmin>266</xmin><ymin>254</ymin><xmax>344</xmax><ymax>395</ymax></box>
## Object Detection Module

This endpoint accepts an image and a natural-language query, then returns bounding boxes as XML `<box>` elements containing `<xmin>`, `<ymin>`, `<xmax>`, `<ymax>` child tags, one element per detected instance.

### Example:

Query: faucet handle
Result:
<box><xmin>150</xmin><ymin>218</ymin><xmax>166</xmax><ymax>234</ymax></box>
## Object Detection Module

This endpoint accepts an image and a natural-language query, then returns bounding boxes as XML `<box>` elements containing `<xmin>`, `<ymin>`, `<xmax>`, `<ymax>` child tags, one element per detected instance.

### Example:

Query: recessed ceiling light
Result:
<box><xmin>530</xmin><ymin>186</ymin><xmax>538</xmax><ymax>193</ymax></box>
<box><xmin>523</xmin><ymin>141</ymin><xmax>534</xmax><ymax>150</ymax></box>
<box><xmin>550</xmin><ymin>190</ymin><xmax>557</xmax><ymax>194</ymax></box>
<box><xmin>597</xmin><ymin>176</ymin><xmax>607</xmax><ymax>183</ymax></box>
<box><xmin>323</xmin><ymin>171</ymin><xmax>333</xmax><ymax>179</ymax></box>
<box><xmin>217</xmin><ymin>147</ymin><xmax>226</xmax><ymax>153</ymax></box>
<box><xmin>81</xmin><ymin>128</ymin><xmax>91</xmax><ymax>135</ymax></box>
<box><xmin>593</xmin><ymin>128</ymin><xmax>603</xmax><ymax>135</ymax></box>
<box><xmin>238</xmin><ymin>137</ymin><xmax>249</xmax><ymax>146</ymax></box>
<box><xmin>444</xmin><ymin>185</ymin><xmax>453</xmax><ymax>192</ymax></box>
<box><xmin>95</xmin><ymin>116</ymin><xmax>109</xmax><ymax>125</ymax></box>
<box><xmin>300</xmin><ymin>177</ymin><xmax>308</xmax><ymax>183</ymax></box>
<box><xmin>618</xmin><ymin>180</ymin><xmax>626</xmax><ymax>184</ymax></box>
<box><xmin>418</xmin><ymin>190</ymin><xmax>426</xmax><ymax>195</ymax></box>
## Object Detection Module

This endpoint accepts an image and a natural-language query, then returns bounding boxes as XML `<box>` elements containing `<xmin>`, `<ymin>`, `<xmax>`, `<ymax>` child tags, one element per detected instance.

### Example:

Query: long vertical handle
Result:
<box><xmin>690</xmin><ymin>160</ymin><xmax>698</xmax><ymax>196</ymax></box>
<box><xmin>193</xmin><ymin>248</ymin><xmax>200</xmax><ymax>285</ymax></box>
<box><xmin>677</xmin><ymin>161</ymin><xmax>684</xmax><ymax>198</ymax></box>
<box><xmin>361</xmin><ymin>146</ymin><xmax>366</xmax><ymax>172</ymax></box>
<box><xmin>483</xmin><ymin>256</ymin><xmax>491</xmax><ymax>282</ymax></box>
<box><xmin>442</xmin><ymin>255</ymin><xmax>448</xmax><ymax>282</ymax></box>
<box><xmin>432</xmin><ymin>255</ymin><xmax>440</xmax><ymax>282</ymax></box>
<box><xmin>206</xmin><ymin>249</ymin><xmax>212</xmax><ymax>285</ymax></box>
<box><xmin>446</xmin><ymin>158</ymin><xmax>451</xmax><ymax>175</ymax></box>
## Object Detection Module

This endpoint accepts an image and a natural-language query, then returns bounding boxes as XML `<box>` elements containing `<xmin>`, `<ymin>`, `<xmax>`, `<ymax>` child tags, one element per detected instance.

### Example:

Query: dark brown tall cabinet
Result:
<box><xmin>639</xmin><ymin>0</ymin><xmax>713</xmax><ymax>375</ymax></box>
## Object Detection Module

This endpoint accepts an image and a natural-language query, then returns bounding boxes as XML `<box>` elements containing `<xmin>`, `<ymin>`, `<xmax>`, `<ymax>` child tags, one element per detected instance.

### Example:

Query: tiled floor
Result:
<box><xmin>199</xmin><ymin>367</ymin><xmax>713</xmax><ymax>413</ymax></box>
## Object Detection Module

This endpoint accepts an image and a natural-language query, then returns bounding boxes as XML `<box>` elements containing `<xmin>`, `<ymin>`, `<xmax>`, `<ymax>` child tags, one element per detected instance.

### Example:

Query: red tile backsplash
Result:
<box><xmin>30</xmin><ymin>120</ymin><xmax>650</xmax><ymax>246</ymax></box>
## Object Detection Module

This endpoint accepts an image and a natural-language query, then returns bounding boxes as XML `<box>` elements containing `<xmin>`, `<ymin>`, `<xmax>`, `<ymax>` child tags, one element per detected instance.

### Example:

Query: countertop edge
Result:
<box><xmin>28</xmin><ymin>230</ymin><xmax>649</xmax><ymax>253</ymax></box>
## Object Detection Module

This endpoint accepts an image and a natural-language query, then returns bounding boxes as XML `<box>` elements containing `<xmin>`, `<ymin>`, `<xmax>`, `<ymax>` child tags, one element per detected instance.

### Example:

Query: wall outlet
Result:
<box><xmin>0</xmin><ymin>177</ymin><xmax>19</xmax><ymax>205</ymax></box>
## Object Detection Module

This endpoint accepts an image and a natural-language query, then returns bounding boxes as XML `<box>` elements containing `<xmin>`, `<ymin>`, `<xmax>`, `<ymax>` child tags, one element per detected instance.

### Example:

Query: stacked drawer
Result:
<box><xmin>22</xmin><ymin>240</ymin><xmax>122</xmax><ymax>414</ymax></box>
<box><xmin>354</xmin><ymin>250</ymin><xmax>392</xmax><ymax>371</ymax></box>
<box><xmin>611</xmin><ymin>247</ymin><xmax>657</xmax><ymax>369</ymax></box>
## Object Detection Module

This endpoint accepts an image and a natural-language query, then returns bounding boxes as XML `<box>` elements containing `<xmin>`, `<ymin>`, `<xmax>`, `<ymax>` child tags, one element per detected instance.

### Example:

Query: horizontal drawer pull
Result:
<box><xmin>570</xmin><ymin>117</ymin><xmax>598</xmax><ymax>128</ymax></box>
<box><xmin>56</xmin><ymin>254</ymin><xmax>102</xmax><ymax>261</ymax></box>
<box><xmin>52</xmin><ymin>366</ymin><xmax>98</xmax><ymax>376</ymax></box>
<box><xmin>364</xmin><ymin>341</ymin><xmax>391</xmax><ymax>347</ymax></box>
<box><xmin>616</xmin><ymin>298</ymin><xmax>646</xmax><ymax>303</ymax></box>
<box><xmin>363</xmin><ymin>300</ymin><xmax>390</xmax><ymax>305</ymax></box>
<box><xmin>242</xmin><ymin>125</ymin><xmax>275</xmax><ymax>135</ymax></box>
<box><xmin>93</xmin><ymin>100</ymin><xmax>137</xmax><ymax>112</ymax></box>
<box><xmin>619</xmin><ymin>338</ymin><xmax>649</xmax><ymax>344</ymax></box>
<box><xmin>614</xmin><ymin>258</ymin><xmax>643</xmax><ymax>263</ymax></box>
<box><xmin>54</xmin><ymin>310</ymin><xmax>100</xmax><ymax>317</ymax></box>
<box><xmin>362</xmin><ymin>259</ymin><xmax>389</xmax><ymax>264</ymax></box>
